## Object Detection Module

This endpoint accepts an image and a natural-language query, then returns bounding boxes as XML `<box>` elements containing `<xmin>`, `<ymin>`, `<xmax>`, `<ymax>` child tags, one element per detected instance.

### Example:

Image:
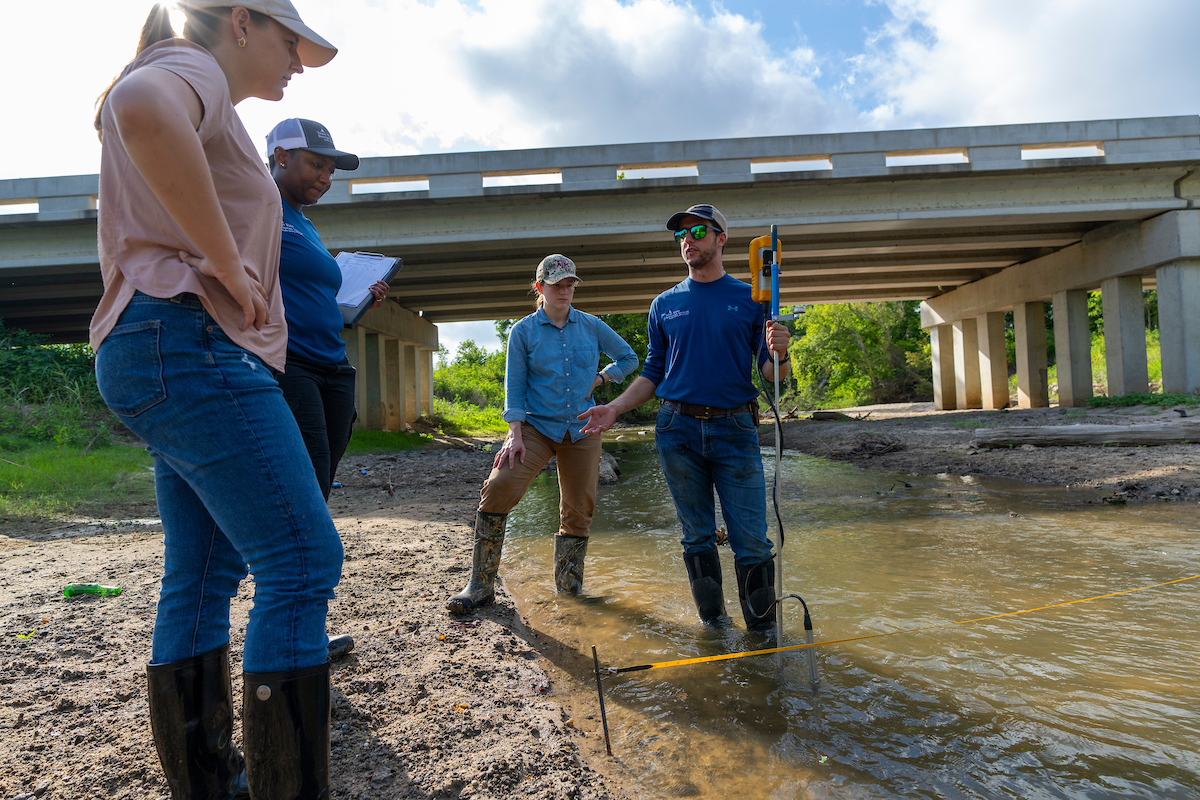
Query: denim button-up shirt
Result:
<box><xmin>503</xmin><ymin>306</ymin><xmax>638</xmax><ymax>442</ymax></box>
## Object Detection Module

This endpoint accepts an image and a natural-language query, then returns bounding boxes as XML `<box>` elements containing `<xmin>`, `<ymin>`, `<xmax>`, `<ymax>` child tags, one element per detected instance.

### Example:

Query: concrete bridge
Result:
<box><xmin>3</xmin><ymin>114</ymin><xmax>1199</xmax><ymax>426</ymax></box>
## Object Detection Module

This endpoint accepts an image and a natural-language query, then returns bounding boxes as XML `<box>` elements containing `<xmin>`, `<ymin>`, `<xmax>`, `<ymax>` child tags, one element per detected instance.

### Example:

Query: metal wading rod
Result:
<box><xmin>592</xmin><ymin>646</ymin><xmax>613</xmax><ymax>756</ymax></box>
<box><xmin>770</xmin><ymin>224</ymin><xmax>784</xmax><ymax>655</ymax></box>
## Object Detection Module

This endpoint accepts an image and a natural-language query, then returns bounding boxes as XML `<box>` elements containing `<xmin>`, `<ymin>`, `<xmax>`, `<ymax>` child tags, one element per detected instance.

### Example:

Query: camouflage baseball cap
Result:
<box><xmin>535</xmin><ymin>254</ymin><xmax>580</xmax><ymax>285</ymax></box>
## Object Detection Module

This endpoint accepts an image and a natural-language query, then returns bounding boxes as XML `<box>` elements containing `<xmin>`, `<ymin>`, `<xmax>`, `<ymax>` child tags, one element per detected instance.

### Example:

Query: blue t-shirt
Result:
<box><xmin>642</xmin><ymin>274</ymin><xmax>768</xmax><ymax>408</ymax></box>
<box><xmin>279</xmin><ymin>201</ymin><xmax>346</xmax><ymax>364</ymax></box>
<box><xmin>503</xmin><ymin>307</ymin><xmax>639</xmax><ymax>443</ymax></box>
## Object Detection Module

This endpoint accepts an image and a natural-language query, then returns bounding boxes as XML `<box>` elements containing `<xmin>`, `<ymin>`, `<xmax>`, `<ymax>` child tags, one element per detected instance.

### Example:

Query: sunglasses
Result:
<box><xmin>674</xmin><ymin>224</ymin><xmax>717</xmax><ymax>243</ymax></box>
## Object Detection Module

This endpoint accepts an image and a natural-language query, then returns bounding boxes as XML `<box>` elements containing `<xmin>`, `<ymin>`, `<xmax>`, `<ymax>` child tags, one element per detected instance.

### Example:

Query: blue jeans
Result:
<box><xmin>654</xmin><ymin>405</ymin><xmax>774</xmax><ymax>566</ymax></box>
<box><xmin>95</xmin><ymin>293</ymin><xmax>343</xmax><ymax>672</ymax></box>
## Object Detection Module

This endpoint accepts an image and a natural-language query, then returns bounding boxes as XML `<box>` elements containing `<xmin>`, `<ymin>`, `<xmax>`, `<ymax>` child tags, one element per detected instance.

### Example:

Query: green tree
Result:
<box><xmin>790</xmin><ymin>301</ymin><xmax>931</xmax><ymax>407</ymax></box>
<box><xmin>433</xmin><ymin>339</ymin><xmax>506</xmax><ymax>409</ymax></box>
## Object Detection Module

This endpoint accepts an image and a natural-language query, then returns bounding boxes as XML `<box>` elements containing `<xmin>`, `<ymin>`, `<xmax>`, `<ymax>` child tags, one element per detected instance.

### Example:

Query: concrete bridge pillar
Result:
<box><xmin>1100</xmin><ymin>275</ymin><xmax>1149</xmax><ymax>397</ymax></box>
<box><xmin>1156</xmin><ymin>259</ymin><xmax>1200</xmax><ymax>395</ymax></box>
<box><xmin>953</xmin><ymin>318</ymin><xmax>981</xmax><ymax>409</ymax></box>
<box><xmin>977</xmin><ymin>311</ymin><xmax>1009</xmax><ymax>409</ymax></box>
<box><xmin>930</xmin><ymin>324</ymin><xmax>956</xmax><ymax>410</ymax></box>
<box><xmin>338</xmin><ymin>301</ymin><xmax>439</xmax><ymax>431</ymax></box>
<box><xmin>1013</xmin><ymin>302</ymin><xmax>1049</xmax><ymax>408</ymax></box>
<box><xmin>403</xmin><ymin>344</ymin><xmax>419</xmax><ymax>423</ymax></box>
<box><xmin>385</xmin><ymin>338</ymin><xmax>407</xmax><ymax>431</ymax></box>
<box><xmin>421</xmin><ymin>348</ymin><xmax>435</xmax><ymax>416</ymax></box>
<box><xmin>1052</xmin><ymin>289</ymin><xmax>1093</xmax><ymax>407</ymax></box>
<box><xmin>343</xmin><ymin>327</ymin><xmax>369</xmax><ymax>428</ymax></box>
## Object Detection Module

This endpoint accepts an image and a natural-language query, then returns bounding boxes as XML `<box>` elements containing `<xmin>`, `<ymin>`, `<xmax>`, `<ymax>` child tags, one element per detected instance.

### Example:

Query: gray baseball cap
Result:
<box><xmin>535</xmin><ymin>254</ymin><xmax>580</xmax><ymax>285</ymax></box>
<box><xmin>266</xmin><ymin>118</ymin><xmax>359</xmax><ymax>170</ymax></box>
<box><xmin>666</xmin><ymin>203</ymin><xmax>728</xmax><ymax>234</ymax></box>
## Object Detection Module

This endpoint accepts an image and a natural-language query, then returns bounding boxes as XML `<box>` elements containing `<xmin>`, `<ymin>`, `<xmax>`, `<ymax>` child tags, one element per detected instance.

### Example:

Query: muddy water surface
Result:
<box><xmin>501</xmin><ymin>442</ymin><xmax>1200</xmax><ymax>800</ymax></box>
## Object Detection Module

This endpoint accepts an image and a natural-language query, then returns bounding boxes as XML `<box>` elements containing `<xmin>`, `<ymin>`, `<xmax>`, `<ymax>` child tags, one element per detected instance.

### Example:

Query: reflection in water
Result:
<box><xmin>501</xmin><ymin>441</ymin><xmax>1200</xmax><ymax>799</ymax></box>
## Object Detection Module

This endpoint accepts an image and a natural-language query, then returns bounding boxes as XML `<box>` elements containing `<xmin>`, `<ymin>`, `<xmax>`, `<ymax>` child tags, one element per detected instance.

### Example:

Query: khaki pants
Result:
<box><xmin>479</xmin><ymin>423</ymin><xmax>603</xmax><ymax>538</ymax></box>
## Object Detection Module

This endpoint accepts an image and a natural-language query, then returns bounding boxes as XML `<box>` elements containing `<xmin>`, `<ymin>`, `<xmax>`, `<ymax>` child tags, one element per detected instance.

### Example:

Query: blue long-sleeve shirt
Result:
<box><xmin>503</xmin><ymin>306</ymin><xmax>638</xmax><ymax>442</ymax></box>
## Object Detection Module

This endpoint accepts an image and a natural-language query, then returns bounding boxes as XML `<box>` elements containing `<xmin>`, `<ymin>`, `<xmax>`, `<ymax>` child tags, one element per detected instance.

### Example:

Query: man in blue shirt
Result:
<box><xmin>579</xmin><ymin>204</ymin><xmax>791</xmax><ymax>630</ymax></box>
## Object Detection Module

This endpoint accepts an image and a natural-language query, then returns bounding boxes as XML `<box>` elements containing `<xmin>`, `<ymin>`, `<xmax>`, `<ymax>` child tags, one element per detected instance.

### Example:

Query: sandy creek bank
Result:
<box><xmin>3</xmin><ymin>401</ymin><xmax>1197</xmax><ymax>799</ymax></box>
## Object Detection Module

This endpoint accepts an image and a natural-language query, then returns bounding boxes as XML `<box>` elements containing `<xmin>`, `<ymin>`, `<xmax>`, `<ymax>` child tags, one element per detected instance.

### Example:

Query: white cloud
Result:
<box><xmin>853</xmin><ymin>0</ymin><xmax>1200</xmax><ymax>129</ymax></box>
<box><xmin>2</xmin><ymin>0</ymin><xmax>857</xmax><ymax>183</ymax></box>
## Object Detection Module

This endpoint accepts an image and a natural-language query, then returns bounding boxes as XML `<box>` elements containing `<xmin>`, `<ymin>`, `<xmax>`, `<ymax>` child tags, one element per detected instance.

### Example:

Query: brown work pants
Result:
<box><xmin>478</xmin><ymin>423</ymin><xmax>603</xmax><ymax>538</ymax></box>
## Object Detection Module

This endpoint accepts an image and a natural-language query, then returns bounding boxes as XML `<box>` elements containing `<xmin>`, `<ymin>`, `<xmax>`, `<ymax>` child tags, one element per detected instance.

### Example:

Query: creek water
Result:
<box><xmin>499</xmin><ymin>440</ymin><xmax>1200</xmax><ymax>800</ymax></box>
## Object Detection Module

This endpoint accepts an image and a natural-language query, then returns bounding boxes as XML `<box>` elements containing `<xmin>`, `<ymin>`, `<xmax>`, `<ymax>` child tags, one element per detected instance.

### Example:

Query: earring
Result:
<box><xmin>237</xmin><ymin>35</ymin><xmax>246</xmax><ymax>47</ymax></box>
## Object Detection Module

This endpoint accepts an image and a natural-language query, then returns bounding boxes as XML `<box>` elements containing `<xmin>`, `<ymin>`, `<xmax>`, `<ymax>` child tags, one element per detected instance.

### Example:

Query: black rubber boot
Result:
<box><xmin>684</xmin><ymin>547</ymin><xmax>727</xmax><ymax>624</ymax></box>
<box><xmin>146</xmin><ymin>642</ymin><xmax>249</xmax><ymax>800</ymax></box>
<box><xmin>553</xmin><ymin>534</ymin><xmax>588</xmax><ymax>594</ymax></box>
<box><xmin>242</xmin><ymin>662</ymin><xmax>331</xmax><ymax>800</ymax></box>
<box><xmin>735</xmin><ymin>559</ymin><xmax>777</xmax><ymax>631</ymax></box>
<box><xmin>447</xmin><ymin>511</ymin><xmax>506</xmax><ymax>614</ymax></box>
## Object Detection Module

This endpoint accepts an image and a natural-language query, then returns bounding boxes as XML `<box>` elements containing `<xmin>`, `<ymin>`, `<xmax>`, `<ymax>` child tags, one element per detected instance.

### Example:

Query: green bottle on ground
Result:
<box><xmin>63</xmin><ymin>584</ymin><xmax>122</xmax><ymax>598</ymax></box>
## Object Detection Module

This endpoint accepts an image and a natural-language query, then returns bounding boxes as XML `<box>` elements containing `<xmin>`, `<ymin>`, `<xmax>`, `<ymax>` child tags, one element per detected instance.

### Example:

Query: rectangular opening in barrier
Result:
<box><xmin>618</xmin><ymin>165</ymin><xmax>699</xmax><ymax>180</ymax></box>
<box><xmin>751</xmin><ymin>159</ymin><xmax>831</xmax><ymax>173</ymax></box>
<box><xmin>352</xmin><ymin>179</ymin><xmax>430</xmax><ymax>194</ymax></box>
<box><xmin>1021</xmin><ymin>144</ymin><xmax>1103</xmax><ymax>160</ymax></box>
<box><xmin>482</xmin><ymin>173</ymin><xmax>562</xmax><ymax>188</ymax></box>
<box><xmin>0</xmin><ymin>201</ymin><xmax>38</xmax><ymax>215</ymax></box>
<box><xmin>886</xmin><ymin>151</ymin><xmax>967</xmax><ymax>167</ymax></box>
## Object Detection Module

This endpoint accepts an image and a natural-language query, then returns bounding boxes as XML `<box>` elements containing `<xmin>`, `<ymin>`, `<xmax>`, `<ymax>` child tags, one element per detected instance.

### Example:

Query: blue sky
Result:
<box><xmin>3</xmin><ymin>0</ymin><xmax>1198</xmax><ymax>353</ymax></box>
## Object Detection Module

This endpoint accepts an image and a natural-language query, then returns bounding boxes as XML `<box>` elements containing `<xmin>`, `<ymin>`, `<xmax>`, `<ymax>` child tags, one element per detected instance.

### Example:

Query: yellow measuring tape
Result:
<box><xmin>609</xmin><ymin>573</ymin><xmax>1200</xmax><ymax>675</ymax></box>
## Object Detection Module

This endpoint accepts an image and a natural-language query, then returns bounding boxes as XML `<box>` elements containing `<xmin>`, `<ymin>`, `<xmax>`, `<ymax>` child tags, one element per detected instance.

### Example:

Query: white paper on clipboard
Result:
<box><xmin>334</xmin><ymin>251</ymin><xmax>402</xmax><ymax>326</ymax></box>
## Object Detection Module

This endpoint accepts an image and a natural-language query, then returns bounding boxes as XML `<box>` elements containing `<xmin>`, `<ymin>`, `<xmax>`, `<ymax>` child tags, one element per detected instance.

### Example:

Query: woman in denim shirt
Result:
<box><xmin>448</xmin><ymin>254</ymin><xmax>638</xmax><ymax>613</ymax></box>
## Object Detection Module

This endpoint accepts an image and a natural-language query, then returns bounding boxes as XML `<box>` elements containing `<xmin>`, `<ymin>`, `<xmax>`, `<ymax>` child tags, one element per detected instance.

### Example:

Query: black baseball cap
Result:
<box><xmin>666</xmin><ymin>203</ymin><xmax>728</xmax><ymax>234</ymax></box>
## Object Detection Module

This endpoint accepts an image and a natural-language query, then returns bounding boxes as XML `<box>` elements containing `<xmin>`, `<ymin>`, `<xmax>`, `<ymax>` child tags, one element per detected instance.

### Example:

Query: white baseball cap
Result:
<box><xmin>178</xmin><ymin>0</ymin><xmax>338</xmax><ymax>67</ymax></box>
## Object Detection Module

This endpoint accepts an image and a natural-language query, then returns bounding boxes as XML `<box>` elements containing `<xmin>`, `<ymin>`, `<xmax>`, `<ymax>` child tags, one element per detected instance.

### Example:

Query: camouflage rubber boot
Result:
<box><xmin>553</xmin><ymin>534</ymin><xmax>588</xmax><ymax>594</ymax></box>
<box><xmin>684</xmin><ymin>547</ymin><xmax>727</xmax><ymax>624</ymax></box>
<box><xmin>447</xmin><ymin>511</ymin><xmax>507</xmax><ymax>614</ymax></box>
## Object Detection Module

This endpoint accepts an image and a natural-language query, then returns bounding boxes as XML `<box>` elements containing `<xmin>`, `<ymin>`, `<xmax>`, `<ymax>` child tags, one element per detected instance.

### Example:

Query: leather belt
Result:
<box><xmin>661</xmin><ymin>399</ymin><xmax>751</xmax><ymax>419</ymax></box>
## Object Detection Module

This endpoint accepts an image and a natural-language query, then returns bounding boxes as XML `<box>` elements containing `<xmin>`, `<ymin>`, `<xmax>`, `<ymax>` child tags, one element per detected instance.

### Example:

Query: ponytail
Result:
<box><xmin>94</xmin><ymin>4</ymin><xmax>174</xmax><ymax>138</ymax></box>
<box><xmin>94</xmin><ymin>6</ymin><xmax>266</xmax><ymax>139</ymax></box>
<box><xmin>532</xmin><ymin>281</ymin><xmax>544</xmax><ymax>309</ymax></box>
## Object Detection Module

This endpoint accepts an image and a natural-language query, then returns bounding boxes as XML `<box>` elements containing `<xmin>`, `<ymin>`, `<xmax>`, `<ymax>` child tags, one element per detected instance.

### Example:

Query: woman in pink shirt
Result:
<box><xmin>92</xmin><ymin>3</ymin><xmax>342</xmax><ymax>797</ymax></box>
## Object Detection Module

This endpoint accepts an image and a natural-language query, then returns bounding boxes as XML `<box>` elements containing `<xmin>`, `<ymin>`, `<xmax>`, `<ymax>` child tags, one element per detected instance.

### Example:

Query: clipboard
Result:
<box><xmin>334</xmin><ymin>251</ymin><xmax>403</xmax><ymax>327</ymax></box>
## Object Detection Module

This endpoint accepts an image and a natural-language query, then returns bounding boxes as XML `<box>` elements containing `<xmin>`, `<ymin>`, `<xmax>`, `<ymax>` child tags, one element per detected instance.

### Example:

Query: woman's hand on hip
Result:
<box><xmin>493</xmin><ymin>430</ymin><xmax>526</xmax><ymax>470</ymax></box>
<box><xmin>179</xmin><ymin>251</ymin><xmax>270</xmax><ymax>331</ymax></box>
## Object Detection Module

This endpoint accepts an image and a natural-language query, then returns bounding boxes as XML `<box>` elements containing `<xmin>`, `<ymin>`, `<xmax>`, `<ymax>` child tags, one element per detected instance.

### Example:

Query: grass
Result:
<box><xmin>343</xmin><ymin>428</ymin><xmax>430</xmax><ymax>455</ymax></box>
<box><xmin>0</xmin><ymin>439</ymin><xmax>156</xmax><ymax>520</ymax></box>
<box><xmin>431</xmin><ymin>397</ymin><xmax>508</xmax><ymax>437</ymax></box>
<box><xmin>1009</xmin><ymin>329</ymin><xmax>1183</xmax><ymax>406</ymax></box>
<box><xmin>1088</xmin><ymin>392</ymin><xmax>1200</xmax><ymax>408</ymax></box>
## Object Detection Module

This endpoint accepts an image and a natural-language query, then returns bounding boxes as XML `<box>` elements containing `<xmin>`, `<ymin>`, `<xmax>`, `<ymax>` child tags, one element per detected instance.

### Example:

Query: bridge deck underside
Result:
<box><xmin>0</xmin><ymin>161</ymin><xmax>1182</xmax><ymax>340</ymax></box>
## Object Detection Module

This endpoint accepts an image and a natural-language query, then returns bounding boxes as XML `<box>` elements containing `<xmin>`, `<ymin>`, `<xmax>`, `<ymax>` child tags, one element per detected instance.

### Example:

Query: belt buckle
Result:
<box><xmin>698</xmin><ymin>406</ymin><xmax>713</xmax><ymax>420</ymax></box>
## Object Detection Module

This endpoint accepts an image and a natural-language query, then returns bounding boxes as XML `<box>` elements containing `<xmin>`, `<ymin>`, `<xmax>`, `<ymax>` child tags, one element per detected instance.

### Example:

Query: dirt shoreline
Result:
<box><xmin>773</xmin><ymin>401</ymin><xmax>1200</xmax><ymax>504</ymax></box>
<box><xmin>3</xmin><ymin>402</ymin><xmax>1198</xmax><ymax>799</ymax></box>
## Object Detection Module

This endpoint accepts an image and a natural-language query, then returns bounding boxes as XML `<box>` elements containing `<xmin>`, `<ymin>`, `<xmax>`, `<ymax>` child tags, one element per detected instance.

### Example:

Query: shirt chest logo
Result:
<box><xmin>662</xmin><ymin>309</ymin><xmax>689</xmax><ymax>321</ymax></box>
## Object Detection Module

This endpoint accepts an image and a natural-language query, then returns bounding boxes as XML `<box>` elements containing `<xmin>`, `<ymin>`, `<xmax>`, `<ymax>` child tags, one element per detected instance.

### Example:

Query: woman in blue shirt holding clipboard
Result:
<box><xmin>268</xmin><ymin>118</ymin><xmax>388</xmax><ymax>499</ymax></box>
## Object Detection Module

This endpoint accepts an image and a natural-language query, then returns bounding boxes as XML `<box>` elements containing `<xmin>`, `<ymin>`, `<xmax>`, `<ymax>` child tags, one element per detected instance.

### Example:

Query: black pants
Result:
<box><xmin>276</xmin><ymin>354</ymin><xmax>357</xmax><ymax>501</ymax></box>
